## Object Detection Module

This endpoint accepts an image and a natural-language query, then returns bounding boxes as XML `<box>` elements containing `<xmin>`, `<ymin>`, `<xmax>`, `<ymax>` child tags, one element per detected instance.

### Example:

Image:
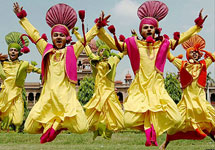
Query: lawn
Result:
<box><xmin>0</xmin><ymin>131</ymin><xmax>214</xmax><ymax>150</ymax></box>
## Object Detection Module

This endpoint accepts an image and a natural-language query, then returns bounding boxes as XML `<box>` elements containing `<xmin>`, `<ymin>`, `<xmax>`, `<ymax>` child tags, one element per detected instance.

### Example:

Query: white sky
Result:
<box><xmin>0</xmin><ymin>0</ymin><xmax>214</xmax><ymax>82</ymax></box>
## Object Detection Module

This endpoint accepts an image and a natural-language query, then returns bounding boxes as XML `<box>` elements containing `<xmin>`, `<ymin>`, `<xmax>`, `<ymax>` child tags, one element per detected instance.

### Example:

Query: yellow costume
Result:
<box><xmin>72</xmin><ymin>29</ymin><xmax>125</xmax><ymax>135</ymax></box>
<box><xmin>84</xmin><ymin>47</ymin><xmax>125</xmax><ymax>133</ymax></box>
<box><xmin>96</xmin><ymin>24</ymin><xmax>201</xmax><ymax>138</ymax></box>
<box><xmin>166</xmin><ymin>44</ymin><xmax>215</xmax><ymax>141</ymax></box>
<box><xmin>0</xmin><ymin>60</ymin><xmax>40</xmax><ymax>130</ymax></box>
<box><xmin>18</xmin><ymin>17</ymin><xmax>98</xmax><ymax>135</ymax></box>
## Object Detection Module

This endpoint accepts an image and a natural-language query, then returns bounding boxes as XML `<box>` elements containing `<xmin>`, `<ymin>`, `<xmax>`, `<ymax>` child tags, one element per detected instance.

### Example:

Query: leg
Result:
<box><xmin>159</xmin><ymin>135</ymin><xmax>170</xmax><ymax>150</ymax></box>
<box><xmin>159</xmin><ymin>140</ymin><xmax>170</xmax><ymax>150</ymax></box>
<box><xmin>208</xmin><ymin>133</ymin><xmax>215</xmax><ymax>142</ymax></box>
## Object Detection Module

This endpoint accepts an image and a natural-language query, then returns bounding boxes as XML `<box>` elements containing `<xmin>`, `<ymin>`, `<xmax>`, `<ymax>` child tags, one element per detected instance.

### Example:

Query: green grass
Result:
<box><xmin>0</xmin><ymin>131</ymin><xmax>214</xmax><ymax>150</ymax></box>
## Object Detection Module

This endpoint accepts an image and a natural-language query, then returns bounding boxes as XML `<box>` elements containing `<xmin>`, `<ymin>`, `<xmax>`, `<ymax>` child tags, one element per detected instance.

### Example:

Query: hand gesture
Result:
<box><xmin>131</xmin><ymin>29</ymin><xmax>137</xmax><ymax>36</ymax></box>
<box><xmin>195</xmin><ymin>9</ymin><xmax>208</xmax><ymax>27</ymax></box>
<box><xmin>13</xmin><ymin>2</ymin><xmax>23</xmax><ymax>15</ymax></box>
<box><xmin>96</xmin><ymin>11</ymin><xmax>111</xmax><ymax>29</ymax></box>
<box><xmin>0</xmin><ymin>53</ymin><xmax>8</xmax><ymax>61</ymax></box>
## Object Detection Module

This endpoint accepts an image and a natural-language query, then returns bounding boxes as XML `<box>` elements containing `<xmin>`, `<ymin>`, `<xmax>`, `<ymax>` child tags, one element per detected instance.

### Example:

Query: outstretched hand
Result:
<box><xmin>96</xmin><ymin>11</ymin><xmax>111</xmax><ymax>29</ymax></box>
<box><xmin>13</xmin><ymin>2</ymin><xmax>23</xmax><ymax>14</ymax></box>
<box><xmin>0</xmin><ymin>53</ymin><xmax>8</xmax><ymax>61</ymax></box>
<box><xmin>195</xmin><ymin>8</ymin><xmax>208</xmax><ymax>27</ymax></box>
<box><xmin>131</xmin><ymin>29</ymin><xmax>137</xmax><ymax>36</ymax></box>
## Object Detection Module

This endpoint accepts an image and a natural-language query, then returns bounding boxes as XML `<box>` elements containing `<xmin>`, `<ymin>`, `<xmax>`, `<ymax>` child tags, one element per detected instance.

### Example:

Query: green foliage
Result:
<box><xmin>78</xmin><ymin>76</ymin><xmax>95</xmax><ymax>105</ymax></box>
<box><xmin>206</xmin><ymin>72</ymin><xmax>215</xmax><ymax>87</ymax></box>
<box><xmin>164</xmin><ymin>72</ymin><xmax>182</xmax><ymax>104</ymax></box>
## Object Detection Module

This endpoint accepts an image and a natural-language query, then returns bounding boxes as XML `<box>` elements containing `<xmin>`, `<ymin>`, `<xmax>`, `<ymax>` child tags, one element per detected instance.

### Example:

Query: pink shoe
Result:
<box><xmin>47</xmin><ymin>128</ymin><xmax>62</xmax><ymax>142</ymax></box>
<box><xmin>151</xmin><ymin>125</ymin><xmax>158</xmax><ymax>146</ymax></box>
<box><xmin>40</xmin><ymin>128</ymin><xmax>51</xmax><ymax>144</ymax></box>
<box><xmin>145</xmin><ymin>128</ymin><xmax>152</xmax><ymax>146</ymax></box>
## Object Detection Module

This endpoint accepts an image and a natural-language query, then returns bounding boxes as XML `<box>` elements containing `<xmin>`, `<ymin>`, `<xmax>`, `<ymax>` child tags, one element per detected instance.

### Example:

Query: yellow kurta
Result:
<box><xmin>123</xmin><ymin>41</ymin><xmax>181</xmax><ymax>136</ymax></box>
<box><xmin>19</xmin><ymin>17</ymin><xmax>98</xmax><ymax>134</ymax></box>
<box><xmin>96</xmin><ymin>25</ymin><xmax>201</xmax><ymax>136</ymax></box>
<box><xmin>84</xmin><ymin>52</ymin><xmax>124</xmax><ymax>131</ymax></box>
<box><xmin>0</xmin><ymin>60</ymin><xmax>39</xmax><ymax>128</ymax></box>
<box><xmin>167</xmin><ymin>53</ymin><xmax>215</xmax><ymax>135</ymax></box>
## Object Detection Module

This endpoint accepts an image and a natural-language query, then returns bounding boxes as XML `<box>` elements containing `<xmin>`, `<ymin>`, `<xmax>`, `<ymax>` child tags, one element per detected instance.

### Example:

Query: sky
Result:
<box><xmin>0</xmin><ymin>0</ymin><xmax>214</xmax><ymax>83</ymax></box>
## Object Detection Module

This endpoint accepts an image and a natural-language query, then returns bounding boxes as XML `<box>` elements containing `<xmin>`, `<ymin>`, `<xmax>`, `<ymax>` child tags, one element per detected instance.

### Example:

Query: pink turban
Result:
<box><xmin>51</xmin><ymin>24</ymin><xmax>72</xmax><ymax>43</ymax></box>
<box><xmin>51</xmin><ymin>24</ymin><xmax>70</xmax><ymax>37</ymax></box>
<box><xmin>139</xmin><ymin>17</ymin><xmax>158</xmax><ymax>34</ymax></box>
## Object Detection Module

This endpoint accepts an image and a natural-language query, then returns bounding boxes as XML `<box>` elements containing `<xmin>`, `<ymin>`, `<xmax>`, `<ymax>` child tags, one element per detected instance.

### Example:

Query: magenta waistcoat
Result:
<box><xmin>125</xmin><ymin>37</ymin><xmax>170</xmax><ymax>75</ymax></box>
<box><xmin>41</xmin><ymin>43</ymin><xmax>77</xmax><ymax>84</ymax></box>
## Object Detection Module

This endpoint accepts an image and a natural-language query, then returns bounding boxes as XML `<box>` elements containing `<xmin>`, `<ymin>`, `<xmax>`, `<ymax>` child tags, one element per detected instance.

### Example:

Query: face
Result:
<box><xmin>99</xmin><ymin>48</ymin><xmax>105</xmax><ymax>57</ymax></box>
<box><xmin>189</xmin><ymin>50</ymin><xmax>200</xmax><ymax>61</ymax></box>
<box><xmin>8</xmin><ymin>48</ymin><xmax>19</xmax><ymax>61</ymax></box>
<box><xmin>141</xmin><ymin>24</ymin><xmax>155</xmax><ymax>39</ymax></box>
<box><xmin>52</xmin><ymin>32</ymin><xmax>67</xmax><ymax>49</ymax></box>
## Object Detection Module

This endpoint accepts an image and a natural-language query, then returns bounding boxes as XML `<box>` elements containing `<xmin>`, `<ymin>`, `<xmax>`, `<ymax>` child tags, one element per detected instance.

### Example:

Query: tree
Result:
<box><xmin>164</xmin><ymin>72</ymin><xmax>182</xmax><ymax>104</ymax></box>
<box><xmin>206</xmin><ymin>72</ymin><xmax>215</xmax><ymax>87</ymax></box>
<box><xmin>206</xmin><ymin>72</ymin><xmax>215</xmax><ymax>101</ymax></box>
<box><xmin>78</xmin><ymin>76</ymin><xmax>95</xmax><ymax>105</ymax></box>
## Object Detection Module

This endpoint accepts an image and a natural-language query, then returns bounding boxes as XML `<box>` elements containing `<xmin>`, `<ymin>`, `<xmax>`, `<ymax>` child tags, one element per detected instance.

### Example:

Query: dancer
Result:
<box><xmin>0</xmin><ymin>31</ymin><xmax>41</xmax><ymax>132</ymax></box>
<box><xmin>13</xmin><ymin>2</ymin><xmax>100</xmax><ymax>143</ymax></box>
<box><xmin>94</xmin><ymin>0</ymin><xmax>207</xmax><ymax>146</ymax></box>
<box><xmin>73</xmin><ymin>29</ymin><xmax>125</xmax><ymax>139</ymax></box>
<box><xmin>160</xmin><ymin>34</ymin><xmax>215</xmax><ymax>150</ymax></box>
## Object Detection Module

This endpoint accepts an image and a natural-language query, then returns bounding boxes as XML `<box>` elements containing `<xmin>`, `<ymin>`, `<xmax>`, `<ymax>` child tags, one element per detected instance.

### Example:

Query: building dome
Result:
<box><xmin>125</xmin><ymin>72</ymin><xmax>132</xmax><ymax>80</ymax></box>
<box><xmin>88</xmin><ymin>39</ymin><xmax>98</xmax><ymax>52</ymax></box>
<box><xmin>115</xmin><ymin>80</ymin><xmax>123</xmax><ymax>84</ymax></box>
<box><xmin>82</xmin><ymin>58</ymin><xmax>90</xmax><ymax>64</ymax></box>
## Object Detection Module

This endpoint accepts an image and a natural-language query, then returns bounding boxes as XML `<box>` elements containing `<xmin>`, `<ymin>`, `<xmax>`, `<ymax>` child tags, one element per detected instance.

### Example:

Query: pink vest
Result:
<box><xmin>125</xmin><ymin>37</ymin><xmax>170</xmax><ymax>75</ymax></box>
<box><xmin>41</xmin><ymin>43</ymin><xmax>77</xmax><ymax>84</ymax></box>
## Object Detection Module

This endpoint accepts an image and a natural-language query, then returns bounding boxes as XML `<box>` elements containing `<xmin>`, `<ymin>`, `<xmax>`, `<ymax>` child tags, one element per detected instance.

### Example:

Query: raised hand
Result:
<box><xmin>131</xmin><ymin>29</ymin><xmax>137</xmax><ymax>36</ymax></box>
<box><xmin>0</xmin><ymin>53</ymin><xmax>8</xmax><ymax>61</ymax></box>
<box><xmin>95</xmin><ymin>11</ymin><xmax>111</xmax><ymax>29</ymax></box>
<box><xmin>195</xmin><ymin>8</ymin><xmax>208</xmax><ymax>27</ymax></box>
<box><xmin>13</xmin><ymin>2</ymin><xmax>23</xmax><ymax>14</ymax></box>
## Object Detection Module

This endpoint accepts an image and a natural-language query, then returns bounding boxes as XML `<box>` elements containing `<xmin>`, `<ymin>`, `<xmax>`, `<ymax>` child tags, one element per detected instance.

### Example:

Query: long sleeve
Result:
<box><xmin>205</xmin><ymin>53</ymin><xmax>215</xmax><ymax>68</ymax></box>
<box><xmin>170</xmin><ymin>25</ymin><xmax>202</xmax><ymax>47</ymax></box>
<box><xmin>0</xmin><ymin>62</ymin><xmax>6</xmax><ymax>80</ymax></box>
<box><xmin>27</xmin><ymin>64</ymin><xmax>41</xmax><ymax>74</ymax></box>
<box><xmin>73</xmin><ymin>29</ymin><xmax>98</xmax><ymax>60</ymax></box>
<box><xmin>97</xmin><ymin>28</ymin><xmax>127</xmax><ymax>52</ymax></box>
<box><xmin>167</xmin><ymin>51</ymin><xmax>182</xmax><ymax>70</ymax></box>
<box><xmin>112</xmin><ymin>51</ymin><xmax>126</xmax><ymax>65</ymax></box>
<box><xmin>19</xmin><ymin>17</ymin><xmax>48</xmax><ymax>55</ymax></box>
<box><xmin>73</xmin><ymin>25</ymin><xmax>100</xmax><ymax>58</ymax></box>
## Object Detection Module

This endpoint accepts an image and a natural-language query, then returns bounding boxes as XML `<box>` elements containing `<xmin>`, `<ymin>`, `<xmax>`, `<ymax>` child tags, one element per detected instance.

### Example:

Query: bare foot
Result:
<box><xmin>159</xmin><ymin>141</ymin><xmax>169</xmax><ymax>150</ymax></box>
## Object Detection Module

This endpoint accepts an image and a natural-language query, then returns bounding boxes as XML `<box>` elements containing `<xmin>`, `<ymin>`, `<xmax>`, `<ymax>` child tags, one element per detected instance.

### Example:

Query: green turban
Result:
<box><xmin>5</xmin><ymin>32</ymin><xmax>29</xmax><ymax>56</ymax></box>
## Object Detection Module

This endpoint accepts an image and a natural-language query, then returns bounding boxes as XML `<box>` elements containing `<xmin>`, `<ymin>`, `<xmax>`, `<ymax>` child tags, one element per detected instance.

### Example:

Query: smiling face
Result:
<box><xmin>189</xmin><ymin>50</ymin><xmax>201</xmax><ymax>61</ymax></box>
<box><xmin>141</xmin><ymin>24</ymin><xmax>156</xmax><ymax>39</ymax></box>
<box><xmin>52</xmin><ymin>32</ymin><xmax>67</xmax><ymax>49</ymax></box>
<box><xmin>8</xmin><ymin>48</ymin><xmax>19</xmax><ymax>61</ymax></box>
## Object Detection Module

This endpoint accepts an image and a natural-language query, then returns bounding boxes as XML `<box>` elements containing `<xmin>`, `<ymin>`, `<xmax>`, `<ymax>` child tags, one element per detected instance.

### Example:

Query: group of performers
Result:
<box><xmin>0</xmin><ymin>1</ymin><xmax>214</xmax><ymax>149</ymax></box>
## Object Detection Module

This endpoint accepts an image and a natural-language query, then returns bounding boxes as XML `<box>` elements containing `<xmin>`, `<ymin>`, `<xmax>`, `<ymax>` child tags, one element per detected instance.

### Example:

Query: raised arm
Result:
<box><xmin>110</xmin><ymin>51</ymin><xmax>126</xmax><ymax>65</ymax></box>
<box><xmin>73</xmin><ymin>28</ymin><xmax>98</xmax><ymax>60</ymax></box>
<box><xmin>73</xmin><ymin>24</ymin><xmax>99</xmax><ymax>58</ymax></box>
<box><xmin>167</xmin><ymin>51</ymin><xmax>183</xmax><ymax>70</ymax></box>
<box><xmin>13</xmin><ymin>2</ymin><xmax>47</xmax><ymax>55</ymax></box>
<box><xmin>95</xmin><ymin>11</ymin><xmax>127</xmax><ymax>52</ymax></box>
<box><xmin>170</xmin><ymin>9</ymin><xmax>207</xmax><ymax>47</ymax></box>
<box><xmin>27</xmin><ymin>64</ymin><xmax>41</xmax><ymax>74</ymax></box>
